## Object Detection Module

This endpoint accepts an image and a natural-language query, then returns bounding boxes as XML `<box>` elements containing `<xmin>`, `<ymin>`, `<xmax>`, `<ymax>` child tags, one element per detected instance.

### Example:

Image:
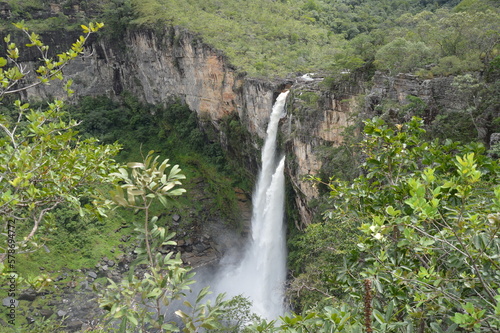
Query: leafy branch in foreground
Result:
<box><xmin>322</xmin><ymin>117</ymin><xmax>500</xmax><ymax>332</ymax></box>
<box><xmin>99</xmin><ymin>151</ymin><xmax>228</xmax><ymax>332</ymax></box>
<box><xmin>0</xmin><ymin>21</ymin><xmax>104</xmax><ymax>98</ymax></box>
<box><xmin>0</xmin><ymin>22</ymin><xmax>120</xmax><ymax>261</ymax></box>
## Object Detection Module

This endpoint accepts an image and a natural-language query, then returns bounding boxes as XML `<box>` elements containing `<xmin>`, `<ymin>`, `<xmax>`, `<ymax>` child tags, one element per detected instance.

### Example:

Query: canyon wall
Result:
<box><xmin>24</xmin><ymin>27</ymin><xmax>278</xmax><ymax>139</ymax></box>
<box><xmin>21</xmin><ymin>27</ymin><xmax>465</xmax><ymax>227</ymax></box>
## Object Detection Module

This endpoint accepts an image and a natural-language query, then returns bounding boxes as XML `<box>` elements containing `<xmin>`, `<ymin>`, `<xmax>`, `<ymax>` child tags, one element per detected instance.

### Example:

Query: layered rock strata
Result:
<box><xmin>21</xmin><ymin>28</ymin><xmax>462</xmax><ymax>227</ymax></box>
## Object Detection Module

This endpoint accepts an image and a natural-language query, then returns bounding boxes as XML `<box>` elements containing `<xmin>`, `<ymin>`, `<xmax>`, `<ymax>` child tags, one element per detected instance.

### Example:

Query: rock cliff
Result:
<box><xmin>281</xmin><ymin>75</ymin><xmax>362</xmax><ymax>227</ymax></box>
<box><xmin>20</xmin><ymin>27</ymin><xmax>466</xmax><ymax>228</ymax></box>
<box><xmin>24</xmin><ymin>27</ymin><xmax>279</xmax><ymax>139</ymax></box>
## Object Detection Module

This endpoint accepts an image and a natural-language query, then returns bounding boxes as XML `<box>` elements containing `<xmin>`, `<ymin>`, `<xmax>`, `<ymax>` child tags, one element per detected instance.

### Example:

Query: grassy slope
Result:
<box><xmin>129</xmin><ymin>0</ymin><xmax>499</xmax><ymax>77</ymax></box>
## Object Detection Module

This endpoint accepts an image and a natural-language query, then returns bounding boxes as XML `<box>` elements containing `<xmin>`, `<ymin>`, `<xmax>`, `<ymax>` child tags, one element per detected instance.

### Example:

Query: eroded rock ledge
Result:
<box><xmin>20</xmin><ymin>28</ymin><xmax>464</xmax><ymax>228</ymax></box>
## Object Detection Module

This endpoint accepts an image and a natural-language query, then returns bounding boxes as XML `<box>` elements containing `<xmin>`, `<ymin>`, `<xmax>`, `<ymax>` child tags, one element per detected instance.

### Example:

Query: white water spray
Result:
<box><xmin>214</xmin><ymin>91</ymin><xmax>289</xmax><ymax>319</ymax></box>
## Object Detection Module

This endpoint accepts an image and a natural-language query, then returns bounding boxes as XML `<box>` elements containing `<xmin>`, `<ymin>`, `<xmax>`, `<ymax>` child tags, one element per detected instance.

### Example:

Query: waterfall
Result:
<box><xmin>213</xmin><ymin>91</ymin><xmax>289</xmax><ymax>320</ymax></box>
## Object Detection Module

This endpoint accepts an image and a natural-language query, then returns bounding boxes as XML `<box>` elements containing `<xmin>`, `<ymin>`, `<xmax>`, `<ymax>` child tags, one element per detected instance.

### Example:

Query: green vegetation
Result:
<box><xmin>98</xmin><ymin>152</ymin><xmax>261</xmax><ymax>332</ymax></box>
<box><xmin>0</xmin><ymin>23</ymin><xmax>247</xmax><ymax>332</ymax></box>
<box><xmin>99</xmin><ymin>151</ymin><xmax>199</xmax><ymax>332</ymax></box>
<box><xmin>130</xmin><ymin>0</ymin><xmax>345</xmax><ymax>77</ymax></box>
<box><xmin>127</xmin><ymin>0</ymin><xmax>500</xmax><ymax>77</ymax></box>
<box><xmin>1</xmin><ymin>0</ymin><xmax>500</xmax><ymax>331</ymax></box>
<box><xmin>0</xmin><ymin>21</ymin><xmax>113</xmax><ymax>260</ymax></box>
<box><xmin>2</xmin><ymin>0</ymin><xmax>497</xmax><ymax>77</ymax></box>
<box><xmin>285</xmin><ymin>117</ymin><xmax>500</xmax><ymax>332</ymax></box>
<box><xmin>0</xmin><ymin>95</ymin><xmax>247</xmax><ymax>330</ymax></box>
<box><xmin>68</xmin><ymin>94</ymin><xmax>243</xmax><ymax>221</ymax></box>
<box><xmin>0</xmin><ymin>22</ymin><xmax>123</xmax><ymax>330</ymax></box>
<box><xmin>0</xmin><ymin>91</ymin><xmax>244</xmax><ymax>276</ymax></box>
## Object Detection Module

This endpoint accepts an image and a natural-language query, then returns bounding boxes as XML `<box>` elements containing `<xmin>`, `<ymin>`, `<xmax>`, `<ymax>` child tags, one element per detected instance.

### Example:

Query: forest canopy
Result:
<box><xmin>1</xmin><ymin>0</ymin><xmax>498</xmax><ymax>77</ymax></box>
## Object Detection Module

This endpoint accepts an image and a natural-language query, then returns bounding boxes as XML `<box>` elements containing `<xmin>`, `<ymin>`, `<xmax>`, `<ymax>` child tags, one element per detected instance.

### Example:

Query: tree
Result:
<box><xmin>0</xmin><ymin>22</ymin><xmax>120</xmax><ymax>259</ymax></box>
<box><xmin>241</xmin><ymin>117</ymin><xmax>500</xmax><ymax>333</ymax></box>
<box><xmin>0</xmin><ymin>22</ymin><xmax>104</xmax><ymax>98</ymax></box>
<box><xmin>374</xmin><ymin>37</ymin><xmax>433</xmax><ymax>74</ymax></box>
<box><xmin>98</xmin><ymin>151</ymin><xmax>229</xmax><ymax>332</ymax></box>
<box><xmin>324</xmin><ymin>117</ymin><xmax>500</xmax><ymax>331</ymax></box>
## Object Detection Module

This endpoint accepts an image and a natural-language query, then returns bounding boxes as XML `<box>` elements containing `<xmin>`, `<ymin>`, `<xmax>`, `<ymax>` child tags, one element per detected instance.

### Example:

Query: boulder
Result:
<box><xmin>39</xmin><ymin>309</ymin><xmax>54</xmax><ymax>318</ymax></box>
<box><xmin>66</xmin><ymin>320</ymin><xmax>83</xmax><ymax>331</ymax></box>
<box><xmin>18</xmin><ymin>290</ymin><xmax>37</xmax><ymax>301</ymax></box>
<box><xmin>2</xmin><ymin>297</ymin><xmax>18</xmax><ymax>307</ymax></box>
<box><xmin>57</xmin><ymin>310</ymin><xmax>68</xmax><ymax>317</ymax></box>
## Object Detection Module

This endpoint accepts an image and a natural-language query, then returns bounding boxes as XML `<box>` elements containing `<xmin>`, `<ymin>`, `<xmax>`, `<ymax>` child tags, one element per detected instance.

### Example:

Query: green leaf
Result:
<box><xmin>126</xmin><ymin>313</ymin><xmax>138</xmax><ymax>326</ymax></box>
<box><xmin>444</xmin><ymin>324</ymin><xmax>459</xmax><ymax>333</ymax></box>
<box><xmin>119</xmin><ymin>316</ymin><xmax>128</xmax><ymax>331</ymax></box>
<box><xmin>200</xmin><ymin>322</ymin><xmax>217</xmax><ymax>330</ymax></box>
<box><xmin>9</xmin><ymin>177</ymin><xmax>23</xmax><ymax>187</ymax></box>
<box><xmin>373</xmin><ymin>309</ymin><xmax>386</xmax><ymax>324</ymax></box>
<box><xmin>170</xmin><ymin>188</ymin><xmax>186</xmax><ymax>196</ymax></box>
<box><xmin>385</xmin><ymin>205</ymin><xmax>400</xmax><ymax>216</ymax></box>
<box><xmin>175</xmin><ymin>310</ymin><xmax>188</xmax><ymax>319</ymax></box>
<box><xmin>385</xmin><ymin>301</ymin><xmax>395</xmax><ymax>322</ymax></box>
<box><xmin>196</xmin><ymin>287</ymin><xmax>211</xmax><ymax>304</ymax></box>
<box><xmin>158</xmin><ymin>195</ymin><xmax>168</xmax><ymax>207</ymax></box>
<box><xmin>127</xmin><ymin>162</ymin><xmax>144</xmax><ymax>168</ymax></box>
<box><xmin>112</xmin><ymin>186</ymin><xmax>129</xmax><ymax>207</ymax></box>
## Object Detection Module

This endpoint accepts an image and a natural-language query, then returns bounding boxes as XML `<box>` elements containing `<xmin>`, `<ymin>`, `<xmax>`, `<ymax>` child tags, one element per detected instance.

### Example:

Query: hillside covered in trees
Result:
<box><xmin>0</xmin><ymin>0</ymin><xmax>500</xmax><ymax>332</ymax></box>
<box><xmin>1</xmin><ymin>0</ymin><xmax>499</xmax><ymax>77</ymax></box>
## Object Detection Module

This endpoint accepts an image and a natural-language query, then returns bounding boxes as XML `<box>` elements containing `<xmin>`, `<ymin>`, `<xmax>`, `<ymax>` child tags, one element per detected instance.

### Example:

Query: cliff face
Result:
<box><xmin>281</xmin><ymin>71</ymin><xmax>473</xmax><ymax>227</ymax></box>
<box><xmin>280</xmin><ymin>76</ymin><xmax>361</xmax><ymax>226</ymax></box>
<box><xmin>366</xmin><ymin>72</ymin><xmax>461</xmax><ymax>118</ymax></box>
<box><xmin>24</xmin><ymin>27</ymin><xmax>283</xmax><ymax>176</ymax></box>
<box><xmin>22</xmin><ymin>28</ymin><xmax>464</xmax><ymax>228</ymax></box>
<box><xmin>26</xmin><ymin>27</ymin><xmax>278</xmax><ymax>138</ymax></box>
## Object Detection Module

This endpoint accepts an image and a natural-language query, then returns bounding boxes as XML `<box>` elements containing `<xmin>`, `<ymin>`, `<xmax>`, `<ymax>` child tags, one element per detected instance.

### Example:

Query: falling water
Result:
<box><xmin>213</xmin><ymin>91</ymin><xmax>289</xmax><ymax>319</ymax></box>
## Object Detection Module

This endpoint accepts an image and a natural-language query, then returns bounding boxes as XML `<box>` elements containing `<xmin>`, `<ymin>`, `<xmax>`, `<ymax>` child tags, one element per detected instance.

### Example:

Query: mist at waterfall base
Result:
<box><xmin>210</xmin><ymin>91</ymin><xmax>290</xmax><ymax>320</ymax></box>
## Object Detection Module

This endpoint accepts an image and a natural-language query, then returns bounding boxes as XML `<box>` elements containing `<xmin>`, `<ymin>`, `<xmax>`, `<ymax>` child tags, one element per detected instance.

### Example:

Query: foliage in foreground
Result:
<box><xmin>2</xmin><ymin>10</ymin><xmax>500</xmax><ymax>333</ymax></box>
<box><xmin>0</xmin><ymin>23</ymin><xmax>248</xmax><ymax>332</ymax></box>
<box><xmin>98</xmin><ymin>152</ymin><xmax>254</xmax><ymax>333</ymax></box>
<box><xmin>0</xmin><ymin>22</ymin><xmax>119</xmax><ymax>259</ymax></box>
<box><xmin>290</xmin><ymin>117</ymin><xmax>500</xmax><ymax>332</ymax></box>
<box><xmin>94</xmin><ymin>116</ymin><xmax>500</xmax><ymax>333</ymax></box>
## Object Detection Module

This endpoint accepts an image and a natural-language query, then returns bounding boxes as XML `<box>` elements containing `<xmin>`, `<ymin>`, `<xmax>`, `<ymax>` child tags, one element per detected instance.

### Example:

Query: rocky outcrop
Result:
<box><xmin>281</xmin><ymin>75</ymin><xmax>363</xmax><ymax>226</ymax></box>
<box><xmin>24</xmin><ymin>27</ymin><xmax>279</xmax><ymax>139</ymax></box>
<box><xmin>19</xmin><ymin>27</ymin><xmax>467</xmax><ymax>228</ymax></box>
<box><xmin>281</xmin><ymin>71</ymin><xmax>474</xmax><ymax>226</ymax></box>
<box><xmin>19</xmin><ymin>27</ymin><xmax>283</xmax><ymax>182</ymax></box>
<box><xmin>366</xmin><ymin>72</ymin><xmax>462</xmax><ymax>119</ymax></box>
